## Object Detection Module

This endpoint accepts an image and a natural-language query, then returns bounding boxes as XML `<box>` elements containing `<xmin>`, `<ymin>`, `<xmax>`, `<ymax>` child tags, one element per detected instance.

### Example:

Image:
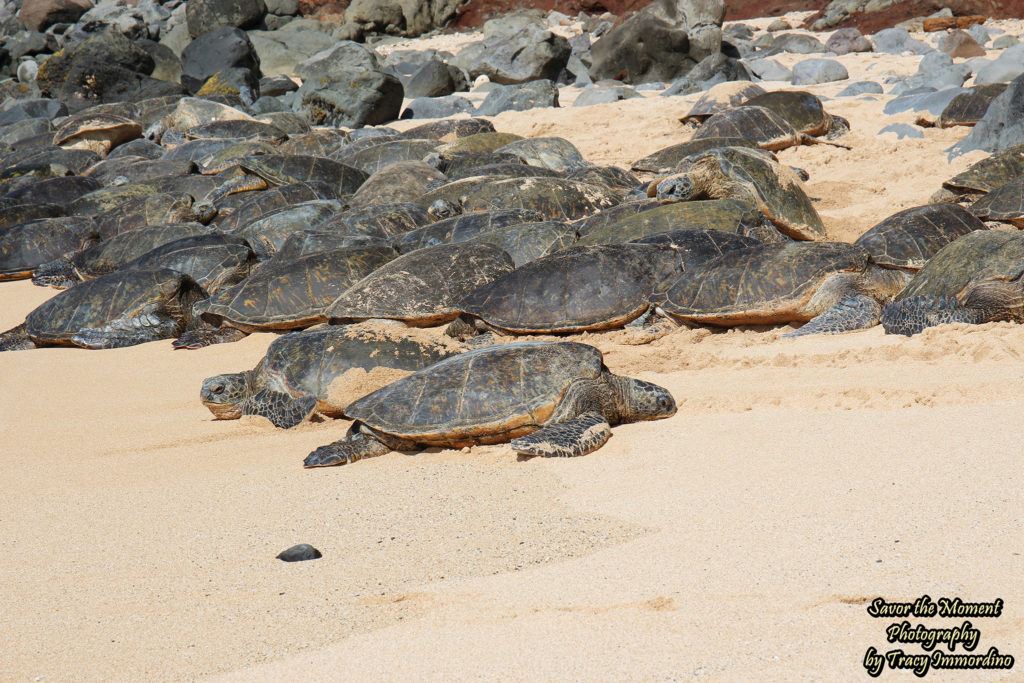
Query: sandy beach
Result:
<box><xmin>2</xmin><ymin>14</ymin><xmax>1023</xmax><ymax>681</ymax></box>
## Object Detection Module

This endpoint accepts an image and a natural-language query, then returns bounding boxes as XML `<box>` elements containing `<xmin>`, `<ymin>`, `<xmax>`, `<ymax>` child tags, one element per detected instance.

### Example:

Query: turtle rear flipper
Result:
<box><xmin>303</xmin><ymin>431</ymin><xmax>392</xmax><ymax>468</ymax></box>
<box><xmin>173</xmin><ymin>327</ymin><xmax>247</xmax><ymax>349</ymax></box>
<box><xmin>244</xmin><ymin>389</ymin><xmax>317</xmax><ymax>429</ymax></box>
<box><xmin>0</xmin><ymin>324</ymin><xmax>35</xmax><ymax>351</ymax></box>
<box><xmin>784</xmin><ymin>294</ymin><xmax>882</xmax><ymax>338</ymax></box>
<box><xmin>511</xmin><ymin>411</ymin><xmax>612</xmax><ymax>458</ymax></box>
<box><xmin>71</xmin><ymin>311</ymin><xmax>182</xmax><ymax>349</ymax></box>
<box><xmin>880</xmin><ymin>295</ymin><xmax>984</xmax><ymax>336</ymax></box>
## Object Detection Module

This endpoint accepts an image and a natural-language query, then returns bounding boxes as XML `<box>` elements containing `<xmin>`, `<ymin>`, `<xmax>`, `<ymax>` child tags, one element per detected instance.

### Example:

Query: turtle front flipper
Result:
<box><xmin>784</xmin><ymin>294</ymin><xmax>882</xmax><ymax>338</ymax></box>
<box><xmin>304</xmin><ymin>431</ymin><xmax>392</xmax><ymax>468</ymax></box>
<box><xmin>206</xmin><ymin>174</ymin><xmax>269</xmax><ymax>204</ymax></box>
<box><xmin>72</xmin><ymin>311</ymin><xmax>183</xmax><ymax>349</ymax></box>
<box><xmin>881</xmin><ymin>295</ymin><xmax>985</xmax><ymax>336</ymax></box>
<box><xmin>511</xmin><ymin>411</ymin><xmax>612</xmax><ymax>458</ymax></box>
<box><xmin>243</xmin><ymin>389</ymin><xmax>317</xmax><ymax>429</ymax></box>
<box><xmin>173</xmin><ymin>327</ymin><xmax>248</xmax><ymax>349</ymax></box>
<box><xmin>0</xmin><ymin>324</ymin><xmax>36</xmax><ymax>351</ymax></box>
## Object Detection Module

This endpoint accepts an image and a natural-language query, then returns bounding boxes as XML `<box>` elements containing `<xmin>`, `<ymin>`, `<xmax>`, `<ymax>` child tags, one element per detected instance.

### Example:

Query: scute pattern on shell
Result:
<box><xmin>345</xmin><ymin>340</ymin><xmax>604</xmax><ymax>442</ymax></box>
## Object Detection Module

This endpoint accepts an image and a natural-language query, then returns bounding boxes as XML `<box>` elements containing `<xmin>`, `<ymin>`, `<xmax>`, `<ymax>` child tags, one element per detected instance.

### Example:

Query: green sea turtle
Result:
<box><xmin>449</xmin><ymin>244</ymin><xmax>682</xmax><ymax>337</ymax></box>
<box><xmin>52</xmin><ymin>113</ymin><xmax>142</xmax><ymax>156</ymax></box>
<box><xmin>740</xmin><ymin>90</ymin><xmax>850</xmax><ymax>139</ymax></box>
<box><xmin>326</xmin><ymin>243</ymin><xmax>515</xmax><ymax>326</ymax></box>
<box><xmin>493</xmin><ymin>137</ymin><xmax>585</xmax><ymax>172</ymax></box>
<box><xmin>332</xmin><ymin>138</ymin><xmax>439</xmax><ymax>175</ymax></box>
<box><xmin>679</xmin><ymin>81</ymin><xmax>766</xmax><ymax>124</ymax></box>
<box><xmin>881</xmin><ymin>230</ymin><xmax>1024</xmax><ymax>336</ymax></box>
<box><xmin>173</xmin><ymin>245</ymin><xmax>397</xmax><ymax>348</ymax></box>
<box><xmin>653</xmin><ymin>147</ymin><xmax>826</xmax><ymax>240</ymax></box>
<box><xmin>691</xmin><ymin>106</ymin><xmax>850</xmax><ymax>151</ymax></box>
<box><xmin>0</xmin><ymin>268</ymin><xmax>208</xmax><ymax>350</ymax></box>
<box><xmin>0</xmin><ymin>216</ymin><xmax>99</xmax><ymax>281</ymax></box>
<box><xmin>231</xmin><ymin>199</ymin><xmax>345</xmax><ymax>259</ymax></box>
<box><xmin>212</xmin><ymin>181</ymin><xmax>341</xmax><ymax>232</ymax></box>
<box><xmin>393</xmin><ymin>208</ymin><xmax>544</xmax><ymax>253</ymax></box>
<box><xmin>631</xmin><ymin>137</ymin><xmax>759</xmax><ymax>174</ymax></box>
<box><xmin>32</xmin><ymin>221</ymin><xmax>210</xmax><ymax>288</ymax></box>
<box><xmin>658</xmin><ymin>241</ymin><xmax>907</xmax><ymax>336</ymax></box>
<box><xmin>459</xmin><ymin>177</ymin><xmax>621</xmax><ymax>221</ymax></box>
<box><xmin>932</xmin><ymin>143</ymin><xmax>1024</xmax><ymax>203</ymax></box>
<box><xmin>937</xmin><ymin>83</ymin><xmax>1007</xmax><ymax>128</ymax></box>
<box><xmin>397</xmin><ymin>118</ymin><xmax>495</xmax><ymax>141</ymax></box>
<box><xmin>303</xmin><ymin>340</ymin><xmax>677</xmax><ymax>467</ymax></box>
<box><xmin>200</xmin><ymin>326</ymin><xmax>461</xmax><ymax>428</ymax></box>
<box><xmin>119</xmin><ymin>233</ymin><xmax>258</xmax><ymax>294</ymax></box>
<box><xmin>202</xmin><ymin>154</ymin><xmax>368</xmax><ymax>207</ymax></box>
<box><xmin>969</xmin><ymin>178</ymin><xmax>1024</xmax><ymax>227</ymax></box>
<box><xmin>853</xmin><ymin>203</ymin><xmax>983</xmax><ymax>271</ymax></box>
<box><xmin>468</xmin><ymin>220</ymin><xmax>578</xmax><ymax>266</ymax></box>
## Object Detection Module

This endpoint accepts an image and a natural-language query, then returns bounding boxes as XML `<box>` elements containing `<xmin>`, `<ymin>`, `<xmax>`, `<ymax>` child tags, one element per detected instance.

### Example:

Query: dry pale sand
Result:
<box><xmin>3</xmin><ymin>16</ymin><xmax>1024</xmax><ymax>682</ymax></box>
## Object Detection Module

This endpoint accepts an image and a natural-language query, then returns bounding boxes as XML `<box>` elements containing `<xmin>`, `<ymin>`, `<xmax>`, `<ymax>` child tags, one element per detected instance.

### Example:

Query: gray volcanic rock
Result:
<box><xmin>889</xmin><ymin>52</ymin><xmax>970</xmax><ymax>96</ymax></box>
<box><xmin>791</xmin><ymin>58</ymin><xmax>848</xmax><ymax>85</ymax></box>
<box><xmin>938</xmin><ymin>30</ymin><xmax>985</xmax><ymax>59</ymax></box>
<box><xmin>18</xmin><ymin>0</ymin><xmax>92</xmax><ymax>32</ymax></box>
<box><xmin>835</xmin><ymin>80</ymin><xmax>882</xmax><ymax>96</ymax></box>
<box><xmin>884</xmin><ymin>87</ymin><xmax>966</xmax><ymax>116</ymax></box>
<box><xmin>452</xmin><ymin>24</ymin><xmax>570</xmax><ymax>85</ymax></box>
<box><xmin>294</xmin><ymin>41</ymin><xmax>380</xmax><ymax>83</ymax></box>
<box><xmin>769</xmin><ymin>33</ymin><xmax>826</xmax><ymax>54</ymax></box>
<box><xmin>573</xmin><ymin>85</ymin><xmax>640</xmax><ymax>107</ymax></box>
<box><xmin>974</xmin><ymin>44</ymin><xmax>1024</xmax><ymax>85</ymax></box>
<box><xmin>871</xmin><ymin>28</ymin><xmax>932</xmax><ymax>56</ymax></box>
<box><xmin>825</xmin><ymin>27</ymin><xmax>871</xmax><ymax>55</ymax></box>
<box><xmin>248</xmin><ymin>29</ymin><xmax>336</xmax><ymax>76</ymax></box>
<box><xmin>340</xmin><ymin>0</ymin><xmax>464</xmax><ymax>37</ymax></box>
<box><xmin>588</xmin><ymin>0</ymin><xmax>724</xmax><ymax>85</ymax></box>
<box><xmin>476</xmin><ymin>79</ymin><xmax>559</xmax><ymax>115</ymax></box>
<box><xmin>186</xmin><ymin>0</ymin><xmax>266</xmax><ymax>39</ymax></box>
<box><xmin>404</xmin><ymin>60</ymin><xmax>467</xmax><ymax>98</ymax></box>
<box><xmin>745</xmin><ymin>58</ymin><xmax>791</xmax><ymax>82</ymax></box>
<box><xmin>949</xmin><ymin>74</ymin><xmax>1024</xmax><ymax>158</ymax></box>
<box><xmin>295</xmin><ymin>69</ymin><xmax>403</xmax><ymax>128</ymax></box>
<box><xmin>180</xmin><ymin>26</ymin><xmax>260</xmax><ymax>94</ymax></box>
<box><xmin>401</xmin><ymin>94</ymin><xmax>475</xmax><ymax>118</ymax></box>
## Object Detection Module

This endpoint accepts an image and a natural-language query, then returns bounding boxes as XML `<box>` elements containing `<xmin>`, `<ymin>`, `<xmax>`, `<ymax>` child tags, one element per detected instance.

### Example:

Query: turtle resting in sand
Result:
<box><xmin>303</xmin><ymin>340</ymin><xmax>676</xmax><ymax>467</ymax></box>
<box><xmin>201</xmin><ymin>326</ymin><xmax>461</xmax><ymax>428</ymax></box>
<box><xmin>655</xmin><ymin>241</ymin><xmax>907</xmax><ymax>337</ymax></box>
<box><xmin>880</xmin><ymin>230</ymin><xmax>1024</xmax><ymax>336</ymax></box>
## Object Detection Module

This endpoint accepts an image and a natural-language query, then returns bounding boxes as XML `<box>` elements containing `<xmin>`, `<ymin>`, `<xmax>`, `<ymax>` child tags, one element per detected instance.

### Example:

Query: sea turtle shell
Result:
<box><xmin>665</xmin><ymin>146</ymin><xmax>826</xmax><ymax>240</ymax></box>
<box><xmin>213</xmin><ymin>181</ymin><xmax>341</xmax><ymax>232</ymax></box>
<box><xmin>348</xmin><ymin>160</ymin><xmax>446</xmax><ymax>208</ymax></box>
<box><xmin>332</xmin><ymin>138</ymin><xmax>439</xmax><ymax>175</ymax></box>
<box><xmin>969</xmin><ymin>177</ymin><xmax>1024</xmax><ymax>226</ymax></box>
<box><xmin>119</xmin><ymin>233</ymin><xmax>257</xmax><ymax>293</ymax></box>
<box><xmin>457</xmin><ymin>244</ymin><xmax>682</xmax><ymax>333</ymax></box>
<box><xmin>679</xmin><ymin>81</ymin><xmax>767</xmax><ymax>124</ymax></box>
<box><xmin>313</xmin><ymin>202</ymin><xmax>432</xmax><ymax>241</ymax></box>
<box><xmin>459</xmin><ymin>177</ymin><xmax>621</xmax><ymax>221</ymax></box>
<box><xmin>344</xmin><ymin>340</ymin><xmax>605</xmax><ymax>446</ymax></box>
<box><xmin>895</xmin><ymin>230</ymin><xmax>1024</xmax><ymax>301</ymax></box>
<box><xmin>94</xmin><ymin>192</ymin><xmax>205</xmax><ymax>238</ymax></box>
<box><xmin>2</xmin><ymin>175</ymin><xmax>101</xmax><ymax>207</ymax></box>
<box><xmin>940</xmin><ymin>144</ymin><xmax>1024</xmax><ymax>196</ymax></box>
<box><xmin>658</xmin><ymin>241</ymin><xmax>872</xmax><ymax>325</ymax></box>
<box><xmin>494</xmin><ymin>137</ymin><xmax>585</xmax><ymax>172</ymax></box>
<box><xmin>630</xmin><ymin>228</ymin><xmax>762</xmax><ymax>271</ymax></box>
<box><xmin>0</xmin><ymin>216</ymin><xmax>98</xmax><ymax>280</ymax></box>
<box><xmin>326</xmin><ymin>242</ymin><xmax>515</xmax><ymax>325</ymax></box>
<box><xmin>854</xmin><ymin>203</ymin><xmax>983</xmax><ymax>270</ymax></box>
<box><xmin>0</xmin><ymin>201</ymin><xmax>65</xmax><ymax>230</ymax></box>
<box><xmin>278</xmin><ymin>129</ymin><xmax>351</xmax><ymax>157</ymax></box>
<box><xmin>938</xmin><ymin>83</ymin><xmax>1007</xmax><ymax>128</ymax></box>
<box><xmin>468</xmin><ymin>220</ymin><xmax>578</xmax><ymax>267</ymax></box>
<box><xmin>436</xmin><ymin>132</ymin><xmax>524</xmax><ymax>157</ymax></box>
<box><xmin>235</xmin><ymin>154</ymin><xmax>368</xmax><ymax>194</ymax></box>
<box><xmin>576</xmin><ymin>198</ymin><xmax>765</xmax><ymax>246</ymax></box>
<box><xmin>739</xmin><ymin>90</ymin><xmax>831</xmax><ymax>136</ymax></box>
<box><xmin>393</xmin><ymin>208</ymin><xmax>545</xmax><ymax>253</ymax></box>
<box><xmin>183</xmin><ymin>120</ymin><xmax>288</xmax><ymax>143</ymax></box>
<box><xmin>397</xmin><ymin>118</ymin><xmax>495</xmax><ymax>141</ymax></box>
<box><xmin>691</xmin><ymin>106</ymin><xmax>803</xmax><ymax>151</ymax></box>
<box><xmin>232</xmin><ymin>199</ymin><xmax>345</xmax><ymax>258</ymax></box>
<box><xmin>52</xmin><ymin>113</ymin><xmax>141</xmax><ymax>156</ymax></box>
<box><xmin>275</xmin><ymin>231</ymin><xmax>388</xmax><ymax>260</ymax></box>
<box><xmin>195</xmin><ymin>245</ymin><xmax>396</xmax><ymax>330</ymax></box>
<box><xmin>33</xmin><ymin>221</ymin><xmax>209</xmax><ymax>285</ymax></box>
<box><xmin>630</xmin><ymin>136</ymin><xmax>761</xmax><ymax>174</ymax></box>
<box><xmin>24</xmin><ymin>267</ymin><xmax>206</xmax><ymax>346</ymax></box>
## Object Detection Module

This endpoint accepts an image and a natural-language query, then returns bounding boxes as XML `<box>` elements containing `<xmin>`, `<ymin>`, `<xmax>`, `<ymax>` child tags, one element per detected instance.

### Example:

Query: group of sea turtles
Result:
<box><xmin>1</xmin><ymin>80</ymin><xmax>1023</xmax><ymax>466</ymax></box>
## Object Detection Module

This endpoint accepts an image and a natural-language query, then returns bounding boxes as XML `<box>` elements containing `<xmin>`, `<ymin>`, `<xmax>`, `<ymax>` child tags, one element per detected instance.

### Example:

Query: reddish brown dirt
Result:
<box><xmin>801</xmin><ymin>0</ymin><xmax>1024</xmax><ymax>33</ymax></box>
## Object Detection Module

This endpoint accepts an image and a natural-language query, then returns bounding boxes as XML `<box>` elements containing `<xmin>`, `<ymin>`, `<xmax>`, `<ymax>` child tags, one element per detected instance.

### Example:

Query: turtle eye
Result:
<box><xmin>658</xmin><ymin>396</ymin><xmax>672</xmax><ymax>410</ymax></box>
<box><xmin>212</xmin><ymin>384</ymin><xmax>224</xmax><ymax>395</ymax></box>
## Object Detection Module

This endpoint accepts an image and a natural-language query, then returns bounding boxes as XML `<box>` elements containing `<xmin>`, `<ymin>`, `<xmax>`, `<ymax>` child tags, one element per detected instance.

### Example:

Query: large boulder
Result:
<box><xmin>588</xmin><ymin>0</ymin><xmax>725</xmax><ymax>84</ymax></box>
<box><xmin>339</xmin><ymin>0</ymin><xmax>464</xmax><ymax>37</ymax></box>
<box><xmin>186</xmin><ymin>0</ymin><xmax>266</xmax><ymax>39</ymax></box>
<box><xmin>180</xmin><ymin>26</ymin><xmax>261</xmax><ymax>94</ymax></box>
<box><xmin>18</xmin><ymin>0</ymin><xmax>92</xmax><ymax>32</ymax></box>
<box><xmin>825</xmin><ymin>27</ymin><xmax>871</xmax><ymax>55</ymax></box>
<box><xmin>248</xmin><ymin>29</ymin><xmax>336</xmax><ymax>76</ymax></box>
<box><xmin>403</xmin><ymin>59</ymin><xmax>467</xmax><ymax>98</ymax></box>
<box><xmin>294</xmin><ymin>40</ymin><xmax>380</xmax><ymax>82</ymax></box>
<box><xmin>294</xmin><ymin>68</ymin><xmax>403</xmax><ymax>127</ymax></box>
<box><xmin>476</xmin><ymin>79</ymin><xmax>559</xmax><ymax>116</ymax></box>
<box><xmin>451</xmin><ymin>24</ymin><xmax>570</xmax><ymax>85</ymax></box>
<box><xmin>949</xmin><ymin>73</ymin><xmax>1024</xmax><ymax>158</ymax></box>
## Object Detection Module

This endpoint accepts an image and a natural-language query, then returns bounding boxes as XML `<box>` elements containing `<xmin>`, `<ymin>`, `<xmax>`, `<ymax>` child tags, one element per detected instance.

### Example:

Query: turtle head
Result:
<box><xmin>655</xmin><ymin>174</ymin><xmax>696</xmax><ymax>203</ymax></box>
<box><xmin>191</xmin><ymin>199</ymin><xmax>218</xmax><ymax>224</ymax></box>
<box><xmin>201</xmin><ymin>372</ymin><xmax>250</xmax><ymax>419</ymax></box>
<box><xmin>617</xmin><ymin>376</ymin><xmax>677</xmax><ymax>423</ymax></box>
<box><xmin>428</xmin><ymin>198</ymin><xmax>461</xmax><ymax>220</ymax></box>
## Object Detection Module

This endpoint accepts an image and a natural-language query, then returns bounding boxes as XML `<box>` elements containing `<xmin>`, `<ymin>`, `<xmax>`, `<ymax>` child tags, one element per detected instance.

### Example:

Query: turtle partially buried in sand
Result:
<box><xmin>201</xmin><ymin>326</ymin><xmax>461</xmax><ymax>428</ymax></box>
<box><xmin>303</xmin><ymin>340</ymin><xmax>677</xmax><ymax>467</ymax></box>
